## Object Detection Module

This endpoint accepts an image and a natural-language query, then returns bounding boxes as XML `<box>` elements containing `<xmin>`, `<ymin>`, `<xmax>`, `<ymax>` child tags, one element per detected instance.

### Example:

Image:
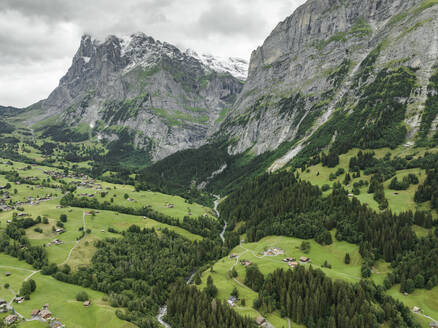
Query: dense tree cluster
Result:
<box><xmin>389</xmin><ymin>174</ymin><xmax>418</xmax><ymax>191</ymax></box>
<box><xmin>417</xmin><ymin>70</ymin><xmax>438</xmax><ymax>145</ymax></box>
<box><xmin>166</xmin><ymin>281</ymin><xmax>257</xmax><ymax>328</ymax></box>
<box><xmin>415</xmin><ymin>164</ymin><xmax>438</xmax><ymax>209</ymax></box>
<box><xmin>244</xmin><ymin>265</ymin><xmax>265</xmax><ymax>292</ymax></box>
<box><xmin>388</xmin><ymin>231</ymin><xmax>438</xmax><ymax>293</ymax></box>
<box><xmin>0</xmin><ymin>231</ymin><xmax>47</xmax><ymax>269</ymax></box>
<box><xmin>368</xmin><ymin>174</ymin><xmax>388</xmax><ymax>210</ymax></box>
<box><xmin>136</xmin><ymin>143</ymin><xmax>229</xmax><ymax>205</ymax></box>
<box><xmin>218</xmin><ymin>171</ymin><xmax>322</xmax><ymax>242</ymax></box>
<box><xmin>53</xmin><ymin>226</ymin><xmax>226</xmax><ymax>327</ymax></box>
<box><xmin>255</xmin><ymin>266</ymin><xmax>419</xmax><ymax>328</ymax></box>
<box><xmin>349</xmin><ymin>151</ymin><xmax>378</xmax><ymax>171</ymax></box>
<box><xmin>39</xmin><ymin>123</ymin><xmax>89</xmax><ymax>143</ymax></box>
<box><xmin>321</xmin><ymin>152</ymin><xmax>339</xmax><ymax>168</ymax></box>
<box><xmin>0</xmin><ymin>119</ymin><xmax>15</xmax><ymax>134</ymax></box>
<box><xmin>219</xmin><ymin>171</ymin><xmax>438</xmax><ymax>291</ymax></box>
<box><xmin>19</xmin><ymin>279</ymin><xmax>36</xmax><ymax>299</ymax></box>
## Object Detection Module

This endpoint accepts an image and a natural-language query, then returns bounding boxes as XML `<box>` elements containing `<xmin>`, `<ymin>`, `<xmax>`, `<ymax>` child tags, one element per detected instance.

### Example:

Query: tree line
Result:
<box><xmin>60</xmin><ymin>192</ymin><xmax>223</xmax><ymax>239</ymax></box>
<box><xmin>255</xmin><ymin>266</ymin><xmax>419</xmax><ymax>328</ymax></box>
<box><xmin>53</xmin><ymin>226</ymin><xmax>227</xmax><ymax>328</ymax></box>
<box><xmin>219</xmin><ymin>171</ymin><xmax>438</xmax><ymax>292</ymax></box>
<box><xmin>166</xmin><ymin>281</ymin><xmax>257</xmax><ymax>328</ymax></box>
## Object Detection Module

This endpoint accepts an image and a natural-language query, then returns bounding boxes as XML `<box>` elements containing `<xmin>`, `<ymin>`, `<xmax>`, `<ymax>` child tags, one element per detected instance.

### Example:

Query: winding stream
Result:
<box><xmin>215</xmin><ymin>195</ymin><xmax>227</xmax><ymax>243</ymax></box>
<box><xmin>157</xmin><ymin>196</ymin><xmax>225</xmax><ymax>327</ymax></box>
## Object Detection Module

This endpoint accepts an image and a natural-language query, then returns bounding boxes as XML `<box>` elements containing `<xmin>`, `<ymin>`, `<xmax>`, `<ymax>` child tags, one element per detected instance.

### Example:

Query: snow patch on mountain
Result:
<box><xmin>184</xmin><ymin>49</ymin><xmax>248</xmax><ymax>81</ymax></box>
<box><xmin>103</xmin><ymin>33</ymin><xmax>248</xmax><ymax>80</ymax></box>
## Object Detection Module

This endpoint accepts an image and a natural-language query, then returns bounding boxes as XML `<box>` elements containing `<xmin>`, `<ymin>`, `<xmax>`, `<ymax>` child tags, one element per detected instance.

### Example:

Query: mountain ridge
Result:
<box><xmin>24</xmin><ymin>32</ymin><xmax>247</xmax><ymax>161</ymax></box>
<box><xmin>218</xmin><ymin>0</ymin><xmax>438</xmax><ymax>169</ymax></box>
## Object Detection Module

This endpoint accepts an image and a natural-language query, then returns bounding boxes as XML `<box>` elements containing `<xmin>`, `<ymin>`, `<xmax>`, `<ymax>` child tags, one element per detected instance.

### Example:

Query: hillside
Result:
<box><xmin>1</xmin><ymin>0</ymin><xmax>438</xmax><ymax>327</ymax></box>
<box><xmin>221</xmin><ymin>0</ymin><xmax>438</xmax><ymax>162</ymax></box>
<box><xmin>17</xmin><ymin>33</ymin><xmax>246</xmax><ymax>162</ymax></box>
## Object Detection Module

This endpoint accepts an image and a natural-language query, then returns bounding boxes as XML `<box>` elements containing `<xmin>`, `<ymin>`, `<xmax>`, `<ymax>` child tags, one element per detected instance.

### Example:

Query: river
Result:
<box><xmin>157</xmin><ymin>196</ymin><xmax>225</xmax><ymax>327</ymax></box>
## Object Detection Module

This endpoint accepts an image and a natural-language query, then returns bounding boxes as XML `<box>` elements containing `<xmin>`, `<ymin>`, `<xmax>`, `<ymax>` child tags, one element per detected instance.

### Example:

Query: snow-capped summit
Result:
<box><xmin>85</xmin><ymin>33</ymin><xmax>249</xmax><ymax>81</ymax></box>
<box><xmin>117</xmin><ymin>33</ymin><xmax>248</xmax><ymax>80</ymax></box>
<box><xmin>42</xmin><ymin>32</ymin><xmax>245</xmax><ymax>162</ymax></box>
<box><xmin>184</xmin><ymin>49</ymin><xmax>248</xmax><ymax>81</ymax></box>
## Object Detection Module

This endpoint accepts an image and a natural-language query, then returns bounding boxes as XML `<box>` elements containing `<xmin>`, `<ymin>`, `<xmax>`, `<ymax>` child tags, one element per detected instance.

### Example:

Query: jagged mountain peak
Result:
<box><xmin>33</xmin><ymin>31</ymin><xmax>245</xmax><ymax>162</ymax></box>
<box><xmin>76</xmin><ymin>33</ymin><xmax>248</xmax><ymax>80</ymax></box>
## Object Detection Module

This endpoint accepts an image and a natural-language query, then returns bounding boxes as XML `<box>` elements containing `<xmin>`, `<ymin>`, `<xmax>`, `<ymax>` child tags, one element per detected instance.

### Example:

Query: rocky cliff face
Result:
<box><xmin>34</xmin><ymin>33</ymin><xmax>246</xmax><ymax>161</ymax></box>
<box><xmin>219</xmin><ymin>0</ymin><xmax>438</xmax><ymax>170</ymax></box>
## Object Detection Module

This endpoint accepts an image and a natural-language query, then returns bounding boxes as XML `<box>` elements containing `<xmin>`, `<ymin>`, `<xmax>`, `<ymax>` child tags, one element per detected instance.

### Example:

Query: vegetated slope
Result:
<box><xmin>21</xmin><ymin>33</ymin><xmax>246</xmax><ymax>162</ymax></box>
<box><xmin>139</xmin><ymin>0</ymin><xmax>438</xmax><ymax>195</ymax></box>
<box><xmin>256</xmin><ymin>267</ymin><xmax>418</xmax><ymax>328</ymax></box>
<box><xmin>221</xmin><ymin>0</ymin><xmax>438</xmax><ymax>164</ymax></box>
<box><xmin>0</xmin><ymin>152</ymin><xmax>234</xmax><ymax>327</ymax></box>
<box><xmin>166</xmin><ymin>281</ymin><xmax>257</xmax><ymax>328</ymax></box>
<box><xmin>219</xmin><ymin>171</ymin><xmax>438</xmax><ymax>294</ymax></box>
<box><xmin>53</xmin><ymin>226</ymin><xmax>227</xmax><ymax>327</ymax></box>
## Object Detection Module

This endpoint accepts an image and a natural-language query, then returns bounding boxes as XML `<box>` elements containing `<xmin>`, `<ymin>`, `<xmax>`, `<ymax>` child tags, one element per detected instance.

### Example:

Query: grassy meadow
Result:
<box><xmin>199</xmin><ymin>233</ymin><xmax>367</xmax><ymax>327</ymax></box>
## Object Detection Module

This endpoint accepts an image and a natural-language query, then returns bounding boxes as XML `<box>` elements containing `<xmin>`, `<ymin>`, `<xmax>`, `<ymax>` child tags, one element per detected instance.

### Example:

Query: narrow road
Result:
<box><xmin>61</xmin><ymin>211</ymin><xmax>86</xmax><ymax>266</ymax></box>
<box><xmin>24</xmin><ymin>270</ymin><xmax>40</xmax><ymax>281</ymax></box>
<box><xmin>413</xmin><ymin>311</ymin><xmax>438</xmax><ymax>323</ymax></box>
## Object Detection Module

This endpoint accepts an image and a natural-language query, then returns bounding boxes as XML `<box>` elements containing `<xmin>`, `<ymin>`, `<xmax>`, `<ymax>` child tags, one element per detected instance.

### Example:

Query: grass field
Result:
<box><xmin>0</xmin><ymin>156</ymin><xmax>214</xmax><ymax>221</ymax></box>
<box><xmin>70</xmin><ymin>182</ymin><xmax>215</xmax><ymax>220</ymax></box>
<box><xmin>0</xmin><ymin>254</ymin><xmax>135</xmax><ymax>328</ymax></box>
<box><xmin>199</xmin><ymin>233</ymin><xmax>366</xmax><ymax>327</ymax></box>
<box><xmin>0</xmin><ymin>156</ymin><xmax>213</xmax><ymax>327</ymax></box>
<box><xmin>299</xmin><ymin>148</ymin><xmax>434</xmax><ymax>215</ymax></box>
<box><xmin>199</xmin><ymin>231</ymin><xmax>435</xmax><ymax>327</ymax></box>
<box><xmin>0</xmin><ymin>201</ymin><xmax>202</xmax><ymax>267</ymax></box>
<box><xmin>387</xmin><ymin>284</ymin><xmax>438</xmax><ymax>327</ymax></box>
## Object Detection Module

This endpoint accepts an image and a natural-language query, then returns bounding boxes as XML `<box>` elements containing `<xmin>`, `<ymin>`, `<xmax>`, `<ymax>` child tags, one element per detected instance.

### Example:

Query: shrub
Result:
<box><xmin>60</xmin><ymin>214</ymin><xmax>67</xmax><ymax>222</ymax></box>
<box><xmin>321</xmin><ymin>184</ymin><xmax>330</xmax><ymax>192</ymax></box>
<box><xmin>344</xmin><ymin>253</ymin><xmax>351</xmax><ymax>264</ymax></box>
<box><xmin>76</xmin><ymin>291</ymin><xmax>89</xmax><ymax>301</ymax></box>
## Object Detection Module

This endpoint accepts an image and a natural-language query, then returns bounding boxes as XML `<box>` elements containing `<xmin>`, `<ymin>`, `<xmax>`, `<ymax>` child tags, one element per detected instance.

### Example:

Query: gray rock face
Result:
<box><xmin>219</xmin><ymin>0</ymin><xmax>438</xmax><ymax>169</ymax></box>
<box><xmin>35</xmin><ymin>33</ymin><xmax>246</xmax><ymax>161</ymax></box>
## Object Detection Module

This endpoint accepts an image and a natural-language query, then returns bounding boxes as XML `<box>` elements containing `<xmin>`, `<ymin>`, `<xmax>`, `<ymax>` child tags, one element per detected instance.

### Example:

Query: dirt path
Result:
<box><xmin>238</xmin><ymin>244</ymin><xmax>266</xmax><ymax>259</ymax></box>
<box><xmin>0</xmin><ymin>265</ymin><xmax>34</xmax><ymax>273</ymax></box>
<box><xmin>413</xmin><ymin>311</ymin><xmax>438</xmax><ymax>323</ymax></box>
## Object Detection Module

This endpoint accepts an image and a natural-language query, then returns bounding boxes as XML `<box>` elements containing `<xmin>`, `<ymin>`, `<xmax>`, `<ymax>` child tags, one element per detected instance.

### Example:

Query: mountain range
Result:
<box><xmin>6</xmin><ymin>0</ymin><xmax>438</xmax><ymax>172</ymax></box>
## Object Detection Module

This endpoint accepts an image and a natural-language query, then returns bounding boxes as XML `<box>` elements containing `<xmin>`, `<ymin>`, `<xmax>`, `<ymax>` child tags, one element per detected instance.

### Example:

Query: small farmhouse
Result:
<box><xmin>39</xmin><ymin>309</ymin><xmax>52</xmax><ymax>320</ymax></box>
<box><xmin>4</xmin><ymin>314</ymin><xmax>18</xmax><ymax>325</ymax></box>
<box><xmin>256</xmin><ymin>315</ymin><xmax>265</xmax><ymax>325</ymax></box>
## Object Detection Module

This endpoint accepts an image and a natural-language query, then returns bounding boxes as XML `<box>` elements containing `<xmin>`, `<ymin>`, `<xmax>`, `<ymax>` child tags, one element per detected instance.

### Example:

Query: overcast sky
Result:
<box><xmin>0</xmin><ymin>0</ymin><xmax>305</xmax><ymax>108</ymax></box>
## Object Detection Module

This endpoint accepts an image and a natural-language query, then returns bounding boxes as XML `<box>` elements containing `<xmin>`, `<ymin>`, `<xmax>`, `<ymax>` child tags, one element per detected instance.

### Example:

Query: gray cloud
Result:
<box><xmin>196</xmin><ymin>2</ymin><xmax>267</xmax><ymax>38</ymax></box>
<box><xmin>0</xmin><ymin>0</ymin><xmax>305</xmax><ymax>107</ymax></box>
